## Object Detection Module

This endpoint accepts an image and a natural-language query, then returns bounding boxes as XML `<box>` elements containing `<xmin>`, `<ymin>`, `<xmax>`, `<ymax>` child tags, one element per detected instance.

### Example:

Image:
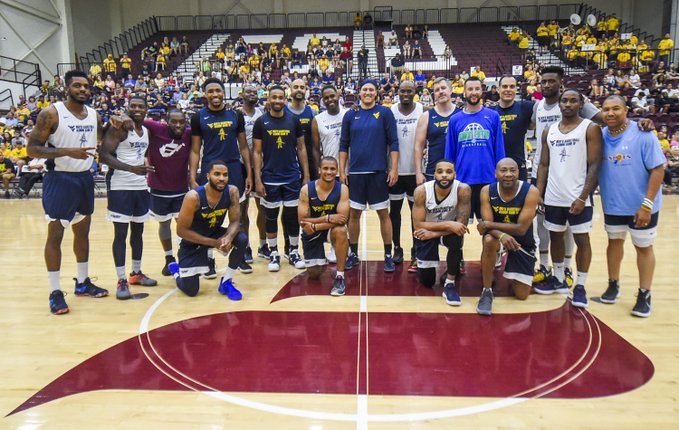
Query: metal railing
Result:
<box><xmin>0</xmin><ymin>88</ymin><xmax>14</xmax><ymax>110</ymax></box>
<box><xmin>0</xmin><ymin>55</ymin><xmax>42</xmax><ymax>98</ymax></box>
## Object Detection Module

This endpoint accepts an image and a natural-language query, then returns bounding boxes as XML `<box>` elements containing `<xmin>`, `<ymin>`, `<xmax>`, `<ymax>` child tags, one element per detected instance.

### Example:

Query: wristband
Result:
<box><xmin>312</xmin><ymin>223</ymin><xmax>316</xmax><ymax>232</ymax></box>
<box><xmin>327</xmin><ymin>214</ymin><xmax>331</xmax><ymax>223</ymax></box>
<box><xmin>499</xmin><ymin>233</ymin><xmax>506</xmax><ymax>242</ymax></box>
<box><xmin>639</xmin><ymin>205</ymin><xmax>652</xmax><ymax>212</ymax></box>
<box><xmin>576</xmin><ymin>197</ymin><xmax>587</xmax><ymax>204</ymax></box>
<box><xmin>642</xmin><ymin>198</ymin><xmax>653</xmax><ymax>211</ymax></box>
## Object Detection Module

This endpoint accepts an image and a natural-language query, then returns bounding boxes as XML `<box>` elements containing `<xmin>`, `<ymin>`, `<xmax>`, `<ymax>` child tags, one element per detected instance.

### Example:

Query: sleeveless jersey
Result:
<box><xmin>243</xmin><ymin>106</ymin><xmax>264</xmax><ymax>151</ymax></box>
<box><xmin>489</xmin><ymin>180</ymin><xmax>535</xmax><ymax>249</ymax></box>
<box><xmin>108</xmin><ymin>126</ymin><xmax>149</xmax><ymax>191</ymax></box>
<box><xmin>191</xmin><ymin>107</ymin><xmax>244</xmax><ymax>165</ymax></box>
<box><xmin>424</xmin><ymin>179</ymin><xmax>460</xmax><ymax>222</ymax></box>
<box><xmin>391</xmin><ymin>103</ymin><xmax>423</xmax><ymax>175</ymax></box>
<box><xmin>145</xmin><ymin>119</ymin><xmax>191</xmax><ymax>193</ymax></box>
<box><xmin>47</xmin><ymin>102</ymin><xmax>97</xmax><ymax>172</ymax></box>
<box><xmin>532</xmin><ymin>99</ymin><xmax>562</xmax><ymax>179</ymax></box>
<box><xmin>544</xmin><ymin>119</ymin><xmax>592</xmax><ymax>207</ymax></box>
<box><xmin>424</xmin><ymin>108</ymin><xmax>456</xmax><ymax>175</ymax></box>
<box><xmin>183</xmin><ymin>185</ymin><xmax>232</xmax><ymax>245</ymax></box>
<box><xmin>302</xmin><ymin>179</ymin><xmax>341</xmax><ymax>239</ymax></box>
<box><xmin>316</xmin><ymin>108</ymin><xmax>347</xmax><ymax>160</ymax></box>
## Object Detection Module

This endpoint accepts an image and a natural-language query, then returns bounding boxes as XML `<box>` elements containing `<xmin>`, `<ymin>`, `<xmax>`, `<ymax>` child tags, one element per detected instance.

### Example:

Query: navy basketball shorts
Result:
<box><xmin>199</xmin><ymin>161</ymin><xmax>246</xmax><ymax>202</ymax></box>
<box><xmin>260</xmin><ymin>179</ymin><xmax>301</xmax><ymax>209</ymax></box>
<box><xmin>107</xmin><ymin>189</ymin><xmax>150</xmax><ymax>223</ymax></box>
<box><xmin>42</xmin><ymin>171</ymin><xmax>94</xmax><ymax>225</ymax></box>
<box><xmin>503</xmin><ymin>246</ymin><xmax>537</xmax><ymax>286</ymax></box>
<box><xmin>348</xmin><ymin>171</ymin><xmax>389</xmax><ymax>210</ymax></box>
<box><xmin>177</xmin><ymin>227</ymin><xmax>227</xmax><ymax>277</ymax></box>
<box><xmin>388</xmin><ymin>175</ymin><xmax>417</xmax><ymax>202</ymax></box>
<box><xmin>149</xmin><ymin>189</ymin><xmax>187</xmax><ymax>222</ymax></box>
<box><xmin>416</xmin><ymin>234</ymin><xmax>463</xmax><ymax>269</ymax></box>
<box><xmin>302</xmin><ymin>230</ymin><xmax>330</xmax><ymax>267</ymax></box>
<box><xmin>544</xmin><ymin>205</ymin><xmax>593</xmax><ymax>234</ymax></box>
<box><xmin>604</xmin><ymin>212</ymin><xmax>659</xmax><ymax>248</ymax></box>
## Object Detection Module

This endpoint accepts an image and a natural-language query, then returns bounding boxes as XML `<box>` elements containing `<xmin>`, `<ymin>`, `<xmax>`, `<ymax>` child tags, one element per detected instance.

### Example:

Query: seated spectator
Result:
<box><xmin>401</xmin><ymin>68</ymin><xmax>414</xmax><ymax>82</ymax></box>
<box><xmin>657</xmin><ymin>129</ymin><xmax>671</xmax><ymax>150</ymax></box>
<box><xmin>671</xmin><ymin>130</ymin><xmax>679</xmax><ymax>148</ymax></box>
<box><xmin>0</xmin><ymin>151</ymin><xmax>14</xmax><ymax>198</ymax></box>
<box><xmin>310</xmin><ymin>33</ymin><xmax>320</xmax><ymax>48</ymax></box>
<box><xmin>471</xmin><ymin>66</ymin><xmax>486</xmax><ymax>83</ymax></box>
<box><xmin>508</xmin><ymin>27</ymin><xmax>520</xmax><ymax>45</ymax></box>
<box><xmin>419</xmin><ymin>88</ymin><xmax>432</xmax><ymax>107</ymax></box>
<box><xmin>156</xmin><ymin>53</ymin><xmax>167</xmax><ymax>71</ymax></box>
<box><xmin>484</xmin><ymin>85</ymin><xmax>500</xmax><ymax>106</ymax></box>
<box><xmin>170</xmin><ymin>36</ymin><xmax>180</xmax><ymax>55</ymax></box>
<box><xmin>443</xmin><ymin>45</ymin><xmax>452</xmax><ymax>60</ymax></box>
<box><xmin>631</xmin><ymin>90</ymin><xmax>655</xmax><ymax>114</ymax></box>
<box><xmin>412</xmin><ymin>39</ymin><xmax>421</xmax><ymax>59</ymax></box>
<box><xmin>628</xmin><ymin>68</ymin><xmax>641</xmax><ymax>89</ymax></box>
<box><xmin>589</xmin><ymin>79</ymin><xmax>605</xmax><ymax>98</ymax></box>
<box><xmin>404</xmin><ymin>24</ymin><xmax>413</xmax><ymax>39</ymax></box>
<box><xmin>414</xmin><ymin>69</ymin><xmax>426</xmax><ymax>88</ymax></box>
<box><xmin>660</xmin><ymin>83</ymin><xmax>679</xmax><ymax>112</ymax></box>
<box><xmin>388</xmin><ymin>30</ymin><xmax>398</xmax><ymax>48</ymax></box>
<box><xmin>180</xmin><ymin>36</ymin><xmax>189</xmax><ymax>55</ymax></box>
<box><xmin>10</xmin><ymin>139</ymin><xmax>28</xmax><ymax>172</ymax></box>
<box><xmin>422</xmin><ymin>25</ymin><xmax>429</xmax><ymax>40</ymax></box>
<box><xmin>13</xmin><ymin>157</ymin><xmax>45</xmax><ymax>198</ymax></box>
<box><xmin>402</xmin><ymin>40</ymin><xmax>411</xmax><ymax>58</ymax></box>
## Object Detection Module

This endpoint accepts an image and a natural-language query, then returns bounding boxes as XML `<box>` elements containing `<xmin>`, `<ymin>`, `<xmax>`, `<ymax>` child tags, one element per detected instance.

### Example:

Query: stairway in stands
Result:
<box><xmin>351</xmin><ymin>28</ymin><xmax>378</xmax><ymax>79</ymax></box>
<box><xmin>176</xmin><ymin>33</ymin><xmax>231</xmax><ymax>84</ymax></box>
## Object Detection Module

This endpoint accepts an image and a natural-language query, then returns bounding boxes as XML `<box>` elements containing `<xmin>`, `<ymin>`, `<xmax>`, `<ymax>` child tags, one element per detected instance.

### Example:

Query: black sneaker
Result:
<box><xmin>393</xmin><ymin>246</ymin><xmax>404</xmax><ymax>264</ymax></box>
<box><xmin>162</xmin><ymin>256</ymin><xmax>176</xmax><ymax>276</ymax></box>
<box><xmin>330</xmin><ymin>276</ymin><xmax>346</xmax><ymax>296</ymax></box>
<box><xmin>476</xmin><ymin>288</ymin><xmax>493</xmax><ymax>316</ymax></box>
<box><xmin>203</xmin><ymin>258</ymin><xmax>218</xmax><ymax>279</ymax></box>
<box><xmin>244</xmin><ymin>246</ymin><xmax>254</xmax><ymax>264</ymax></box>
<box><xmin>631</xmin><ymin>289</ymin><xmax>651</xmax><ymax>318</ymax></box>
<box><xmin>600</xmin><ymin>279</ymin><xmax>620</xmax><ymax>304</ymax></box>
<box><xmin>238</xmin><ymin>260</ymin><xmax>253</xmax><ymax>274</ymax></box>
<box><xmin>49</xmin><ymin>290</ymin><xmax>69</xmax><ymax>315</ymax></box>
<box><xmin>257</xmin><ymin>244</ymin><xmax>271</xmax><ymax>259</ymax></box>
<box><xmin>74</xmin><ymin>277</ymin><xmax>109</xmax><ymax>297</ymax></box>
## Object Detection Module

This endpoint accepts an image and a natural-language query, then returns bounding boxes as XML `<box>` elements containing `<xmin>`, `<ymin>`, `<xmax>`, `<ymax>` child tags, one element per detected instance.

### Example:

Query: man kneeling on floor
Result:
<box><xmin>168</xmin><ymin>160</ymin><xmax>247</xmax><ymax>300</ymax></box>
<box><xmin>476</xmin><ymin>158</ymin><xmax>540</xmax><ymax>315</ymax></box>
<box><xmin>298</xmin><ymin>156</ymin><xmax>350</xmax><ymax>296</ymax></box>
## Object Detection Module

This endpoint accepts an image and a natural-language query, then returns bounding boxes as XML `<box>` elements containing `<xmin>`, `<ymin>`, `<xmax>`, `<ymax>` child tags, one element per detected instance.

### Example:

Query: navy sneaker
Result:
<box><xmin>570</xmin><ymin>284</ymin><xmax>588</xmax><ymax>308</ymax></box>
<box><xmin>534</xmin><ymin>276</ymin><xmax>568</xmax><ymax>295</ymax></box>
<box><xmin>442</xmin><ymin>283</ymin><xmax>461</xmax><ymax>306</ymax></box>
<box><xmin>346</xmin><ymin>253</ymin><xmax>360</xmax><ymax>270</ymax></box>
<box><xmin>238</xmin><ymin>260</ymin><xmax>253</xmax><ymax>274</ymax></box>
<box><xmin>393</xmin><ymin>246</ymin><xmax>404</xmax><ymax>264</ymax></box>
<box><xmin>74</xmin><ymin>277</ymin><xmax>108</xmax><ymax>298</ymax></box>
<box><xmin>49</xmin><ymin>290</ymin><xmax>69</xmax><ymax>315</ymax></box>
<box><xmin>203</xmin><ymin>258</ymin><xmax>218</xmax><ymax>279</ymax></box>
<box><xmin>631</xmin><ymin>289</ymin><xmax>651</xmax><ymax>318</ymax></box>
<box><xmin>162</xmin><ymin>256</ymin><xmax>176</xmax><ymax>276</ymax></box>
<box><xmin>244</xmin><ymin>246</ymin><xmax>254</xmax><ymax>264</ymax></box>
<box><xmin>289</xmin><ymin>249</ymin><xmax>306</xmax><ymax>269</ymax></box>
<box><xmin>257</xmin><ymin>244</ymin><xmax>271</xmax><ymax>259</ymax></box>
<box><xmin>218</xmin><ymin>277</ymin><xmax>242</xmax><ymax>301</ymax></box>
<box><xmin>476</xmin><ymin>288</ymin><xmax>493</xmax><ymax>316</ymax></box>
<box><xmin>268</xmin><ymin>252</ymin><xmax>281</xmax><ymax>272</ymax></box>
<box><xmin>384</xmin><ymin>255</ymin><xmax>396</xmax><ymax>272</ymax></box>
<box><xmin>600</xmin><ymin>279</ymin><xmax>620</xmax><ymax>304</ymax></box>
<box><xmin>330</xmin><ymin>276</ymin><xmax>346</xmax><ymax>296</ymax></box>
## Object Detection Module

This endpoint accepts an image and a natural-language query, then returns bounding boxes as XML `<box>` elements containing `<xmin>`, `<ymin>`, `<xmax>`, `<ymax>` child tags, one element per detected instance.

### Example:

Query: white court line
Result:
<box><xmin>356</xmin><ymin>214</ymin><xmax>369</xmax><ymax>430</ymax></box>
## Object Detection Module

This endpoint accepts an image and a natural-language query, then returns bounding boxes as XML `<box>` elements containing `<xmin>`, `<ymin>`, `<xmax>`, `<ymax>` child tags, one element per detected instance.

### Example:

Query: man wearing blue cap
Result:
<box><xmin>339</xmin><ymin>79</ymin><xmax>399</xmax><ymax>272</ymax></box>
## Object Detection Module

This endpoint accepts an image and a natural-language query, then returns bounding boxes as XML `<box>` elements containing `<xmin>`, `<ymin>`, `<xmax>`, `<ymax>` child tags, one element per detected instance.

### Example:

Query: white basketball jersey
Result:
<box><xmin>424</xmin><ymin>179</ymin><xmax>460</xmax><ymax>222</ymax></box>
<box><xmin>316</xmin><ymin>107</ymin><xmax>347</xmax><ymax>160</ymax></box>
<box><xmin>544</xmin><ymin>119</ymin><xmax>592</xmax><ymax>207</ymax></box>
<box><xmin>109</xmin><ymin>126</ymin><xmax>150</xmax><ymax>191</ymax></box>
<box><xmin>47</xmin><ymin>102</ymin><xmax>97</xmax><ymax>172</ymax></box>
<box><xmin>532</xmin><ymin>99</ymin><xmax>562</xmax><ymax>179</ymax></box>
<box><xmin>243</xmin><ymin>107</ymin><xmax>264</xmax><ymax>150</ymax></box>
<box><xmin>392</xmin><ymin>103</ymin><xmax>423</xmax><ymax>175</ymax></box>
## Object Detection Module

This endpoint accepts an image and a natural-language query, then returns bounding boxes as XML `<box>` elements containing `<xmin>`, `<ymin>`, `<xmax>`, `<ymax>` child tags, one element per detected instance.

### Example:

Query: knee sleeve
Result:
<box><xmin>390</xmin><ymin>199</ymin><xmax>403</xmax><ymax>244</ymax></box>
<box><xmin>177</xmin><ymin>274</ymin><xmax>200</xmax><ymax>297</ymax></box>
<box><xmin>282</xmin><ymin>206</ymin><xmax>299</xmax><ymax>236</ymax></box>
<box><xmin>266</xmin><ymin>207</ymin><xmax>280</xmax><ymax>233</ymax></box>
<box><xmin>158</xmin><ymin>219</ymin><xmax>172</xmax><ymax>241</ymax></box>
<box><xmin>444</xmin><ymin>235</ymin><xmax>463</xmax><ymax>276</ymax></box>
<box><xmin>418</xmin><ymin>267</ymin><xmax>437</xmax><ymax>288</ymax></box>
<box><xmin>112</xmin><ymin>222</ymin><xmax>129</xmax><ymax>267</ymax></box>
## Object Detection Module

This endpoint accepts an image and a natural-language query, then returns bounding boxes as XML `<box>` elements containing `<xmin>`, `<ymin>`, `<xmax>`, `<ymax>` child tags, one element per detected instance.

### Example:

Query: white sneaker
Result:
<box><xmin>289</xmin><ymin>250</ymin><xmax>306</xmax><ymax>269</ymax></box>
<box><xmin>327</xmin><ymin>245</ymin><xmax>337</xmax><ymax>264</ymax></box>
<box><xmin>268</xmin><ymin>252</ymin><xmax>281</xmax><ymax>272</ymax></box>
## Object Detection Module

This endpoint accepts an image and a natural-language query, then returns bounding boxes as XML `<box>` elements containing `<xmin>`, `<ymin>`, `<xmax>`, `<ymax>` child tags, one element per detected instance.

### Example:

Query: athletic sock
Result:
<box><xmin>116</xmin><ymin>266</ymin><xmax>126</xmax><ymax>279</ymax></box>
<box><xmin>132</xmin><ymin>259</ymin><xmax>142</xmax><ymax>273</ymax></box>
<box><xmin>48</xmin><ymin>271</ymin><xmax>60</xmax><ymax>292</ymax></box>
<box><xmin>223</xmin><ymin>266</ymin><xmax>236</xmax><ymax>280</ymax></box>
<box><xmin>554</xmin><ymin>262</ymin><xmax>565</xmax><ymax>283</ymax></box>
<box><xmin>267</xmin><ymin>237</ymin><xmax>278</xmax><ymax>249</ymax></box>
<box><xmin>350</xmin><ymin>243</ymin><xmax>358</xmax><ymax>255</ymax></box>
<box><xmin>384</xmin><ymin>244</ymin><xmax>392</xmax><ymax>256</ymax></box>
<box><xmin>164</xmin><ymin>249</ymin><xmax>173</xmax><ymax>257</ymax></box>
<box><xmin>444</xmin><ymin>279</ymin><xmax>455</xmax><ymax>287</ymax></box>
<box><xmin>540</xmin><ymin>252</ymin><xmax>549</xmax><ymax>268</ymax></box>
<box><xmin>336</xmin><ymin>271</ymin><xmax>344</xmax><ymax>278</ymax></box>
<box><xmin>576</xmin><ymin>271</ymin><xmax>588</xmax><ymax>287</ymax></box>
<box><xmin>564</xmin><ymin>256</ymin><xmax>572</xmax><ymax>270</ymax></box>
<box><xmin>76</xmin><ymin>262</ymin><xmax>88</xmax><ymax>283</ymax></box>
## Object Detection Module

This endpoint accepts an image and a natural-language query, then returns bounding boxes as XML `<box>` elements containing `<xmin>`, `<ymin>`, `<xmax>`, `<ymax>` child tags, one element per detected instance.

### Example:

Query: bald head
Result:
<box><xmin>496</xmin><ymin>157</ymin><xmax>518</xmax><ymax>170</ymax></box>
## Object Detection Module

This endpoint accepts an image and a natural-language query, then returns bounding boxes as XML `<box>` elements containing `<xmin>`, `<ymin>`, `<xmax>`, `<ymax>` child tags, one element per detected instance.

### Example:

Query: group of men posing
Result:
<box><xmin>28</xmin><ymin>66</ymin><xmax>663</xmax><ymax>318</ymax></box>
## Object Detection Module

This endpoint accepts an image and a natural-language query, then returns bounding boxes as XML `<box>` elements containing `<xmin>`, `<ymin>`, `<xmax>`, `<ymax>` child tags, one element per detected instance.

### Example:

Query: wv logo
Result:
<box><xmin>373</xmin><ymin>112</ymin><xmax>380</xmax><ymax>119</ymax></box>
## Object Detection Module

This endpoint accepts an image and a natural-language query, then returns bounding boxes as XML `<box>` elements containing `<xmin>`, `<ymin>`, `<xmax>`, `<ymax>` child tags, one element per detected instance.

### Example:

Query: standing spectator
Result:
<box><xmin>357</xmin><ymin>46</ymin><xmax>369</xmax><ymax>79</ymax></box>
<box><xmin>103</xmin><ymin>54</ymin><xmax>117</xmax><ymax>75</ymax></box>
<box><xmin>657</xmin><ymin>33</ymin><xmax>674</xmax><ymax>66</ymax></box>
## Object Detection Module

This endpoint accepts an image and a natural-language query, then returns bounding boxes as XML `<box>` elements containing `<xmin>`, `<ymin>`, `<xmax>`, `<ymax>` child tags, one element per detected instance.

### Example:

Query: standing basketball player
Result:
<box><xmin>389</xmin><ymin>81</ymin><xmax>424</xmax><ymax>270</ymax></box>
<box><xmin>240</xmin><ymin>85</ymin><xmax>267</xmax><ymax>262</ymax></box>
<box><xmin>190</xmin><ymin>78</ymin><xmax>252</xmax><ymax>278</ymax></box>
<box><xmin>298</xmin><ymin>157</ymin><xmax>350</xmax><ymax>296</ymax></box>
<box><xmin>598</xmin><ymin>95</ymin><xmax>665</xmax><ymax>317</ymax></box>
<box><xmin>253</xmin><ymin>85</ymin><xmax>310</xmax><ymax>272</ymax></box>
<box><xmin>27</xmin><ymin>70</ymin><xmax>108</xmax><ymax>314</ymax></box>
<box><xmin>536</xmin><ymin>89</ymin><xmax>602</xmax><ymax>308</ymax></box>
<box><xmin>339</xmin><ymin>79</ymin><xmax>399</xmax><ymax>272</ymax></box>
<box><xmin>168</xmin><ymin>160</ymin><xmax>247</xmax><ymax>300</ymax></box>
<box><xmin>100</xmin><ymin>95</ymin><xmax>157</xmax><ymax>299</ymax></box>
<box><xmin>311</xmin><ymin>85</ymin><xmax>348</xmax><ymax>264</ymax></box>
<box><xmin>412</xmin><ymin>159</ymin><xmax>470</xmax><ymax>305</ymax></box>
<box><xmin>414</xmin><ymin>77</ymin><xmax>457</xmax><ymax>185</ymax></box>
<box><xmin>286</xmin><ymin>78</ymin><xmax>317</xmax><ymax>180</ymax></box>
<box><xmin>477</xmin><ymin>158</ymin><xmax>540</xmax><ymax>316</ymax></box>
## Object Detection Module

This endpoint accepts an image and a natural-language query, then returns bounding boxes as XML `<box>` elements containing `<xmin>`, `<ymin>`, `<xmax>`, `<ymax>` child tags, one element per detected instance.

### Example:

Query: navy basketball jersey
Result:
<box><xmin>302</xmin><ymin>179</ymin><xmax>341</xmax><ymax>239</ymax></box>
<box><xmin>425</xmin><ymin>109</ymin><xmax>456</xmax><ymax>175</ymax></box>
<box><xmin>185</xmin><ymin>185</ymin><xmax>232</xmax><ymax>243</ymax></box>
<box><xmin>252</xmin><ymin>111</ymin><xmax>303</xmax><ymax>184</ymax></box>
<box><xmin>191</xmin><ymin>107</ymin><xmax>245</xmax><ymax>166</ymax></box>
<box><xmin>489</xmin><ymin>180</ymin><xmax>534</xmax><ymax>249</ymax></box>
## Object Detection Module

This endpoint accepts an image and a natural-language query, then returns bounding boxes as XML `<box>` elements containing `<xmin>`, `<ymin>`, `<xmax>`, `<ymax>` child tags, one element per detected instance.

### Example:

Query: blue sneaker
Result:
<box><xmin>49</xmin><ymin>290</ymin><xmax>69</xmax><ymax>315</ymax></box>
<box><xmin>442</xmin><ymin>283</ymin><xmax>462</xmax><ymax>306</ymax></box>
<box><xmin>168</xmin><ymin>261</ymin><xmax>180</xmax><ymax>277</ymax></box>
<box><xmin>534</xmin><ymin>276</ymin><xmax>568</xmax><ymax>295</ymax></box>
<box><xmin>74</xmin><ymin>277</ymin><xmax>108</xmax><ymax>298</ymax></box>
<box><xmin>257</xmin><ymin>244</ymin><xmax>271</xmax><ymax>259</ymax></box>
<box><xmin>384</xmin><ymin>255</ymin><xmax>395</xmax><ymax>272</ymax></box>
<box><xmin>571</xmin><ymin>284</ymin><xmax>588</xmax><ymax>308</ymax></box>
<box><xmin>218</xmin><ymin>277</ymin><xmax>242</xmax><ymax>301</ymax></box>
<box><xmin>346</xmin><ymin>253</ymin><xmax>360</xmax><ymax>270</ymax></box>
